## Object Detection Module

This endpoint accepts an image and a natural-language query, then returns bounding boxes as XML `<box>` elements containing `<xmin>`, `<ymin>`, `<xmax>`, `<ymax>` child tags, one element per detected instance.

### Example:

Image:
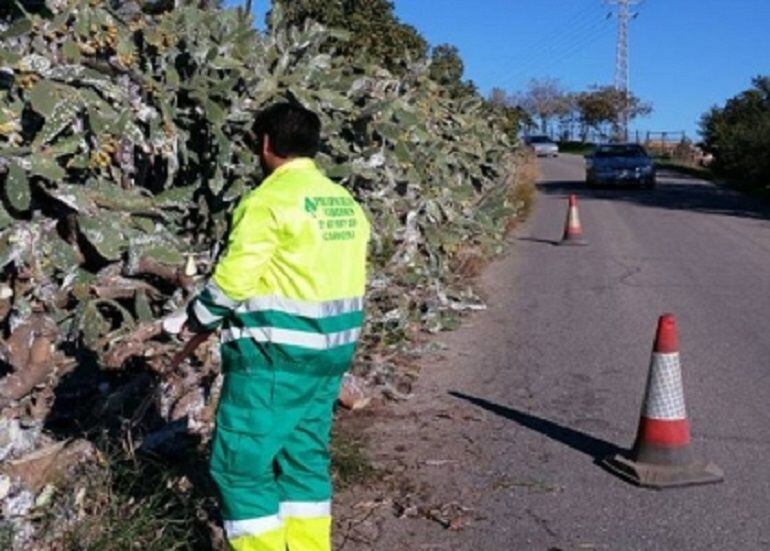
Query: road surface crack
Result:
<box><xmin>611</xmin><ymin>257</ymin><xmax>642</xmax><ymax>287</ymax></box>
<box><xmin>526</xmin><ymin>508</ymin><xmax>560</xmax><ymax>539</ymax></box>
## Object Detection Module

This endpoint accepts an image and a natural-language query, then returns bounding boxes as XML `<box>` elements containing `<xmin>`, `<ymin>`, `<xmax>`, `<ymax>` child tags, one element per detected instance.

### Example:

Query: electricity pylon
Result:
<box><xmin>606</xmin><ymin>0</ymin><xmax>642</xmax><ymax>141</ymax></box>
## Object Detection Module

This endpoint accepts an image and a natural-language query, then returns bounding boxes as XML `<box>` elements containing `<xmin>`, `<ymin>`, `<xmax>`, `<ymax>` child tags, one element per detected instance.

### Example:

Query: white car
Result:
<box><xmin>524</xmin><ymin>135</ymin><xmax>559</xmax><ymax>157</ymax></box>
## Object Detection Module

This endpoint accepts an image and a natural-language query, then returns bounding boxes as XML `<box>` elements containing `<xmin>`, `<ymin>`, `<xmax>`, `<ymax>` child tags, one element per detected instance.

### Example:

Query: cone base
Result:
<box><xmin>603</xmin><ymin>453</ymin><xmax>723</xmax><ymax>489</ymax></box>
<box><xmin>559</xmin><ymin>236</ymin><xmax>588</xmax><ymax>246</ymax></box>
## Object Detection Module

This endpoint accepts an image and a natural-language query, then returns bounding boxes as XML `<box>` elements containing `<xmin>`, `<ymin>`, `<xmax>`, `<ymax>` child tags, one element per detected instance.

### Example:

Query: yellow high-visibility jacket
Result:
<box><xmin>189</xmin><ymin>158</ymin><xmax>370</xmax><ymax>376</ymax></box>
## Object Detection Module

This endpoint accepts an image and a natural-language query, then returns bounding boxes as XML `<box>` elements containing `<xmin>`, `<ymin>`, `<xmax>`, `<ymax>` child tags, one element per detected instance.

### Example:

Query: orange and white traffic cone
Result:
<box><xmin>560</xmin><ymin>194</ymin><xmax>587</xmax><ymax>246</ymax></box>
<box><xmin>603</xmin><ymin>314</ymin><xmax>723</xmax><ymax>488</ymax></box>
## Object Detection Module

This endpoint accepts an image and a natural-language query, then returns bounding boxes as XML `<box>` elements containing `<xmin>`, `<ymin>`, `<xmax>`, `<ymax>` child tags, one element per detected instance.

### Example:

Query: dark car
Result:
<box><xmin>585</xmin><ymin>143</ymin><xmax>656</xmax><ymax>188</ymax></box>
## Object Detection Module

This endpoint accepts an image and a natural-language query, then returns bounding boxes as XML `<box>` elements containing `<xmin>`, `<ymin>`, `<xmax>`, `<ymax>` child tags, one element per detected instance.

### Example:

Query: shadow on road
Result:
<box><xmin>538</xmin><ymin>170</ymin><xmax>770</xmax><ymax>222</ymax></box>
<box><xmin>449</xmin><ymin>391</ymin><xmax>622</xmax><ymax>461</ymax></box>
<box><xmin>516</xmin><ymin>236</ymin><xmax>561</xmax><ymax>246</ymax></box>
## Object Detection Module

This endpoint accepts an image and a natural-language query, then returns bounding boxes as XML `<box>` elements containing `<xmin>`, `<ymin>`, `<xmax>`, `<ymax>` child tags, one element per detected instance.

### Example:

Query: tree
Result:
<box><xmin>488</xmin><ymin>87</ymin><xmax>508</xmax><ymax>107</ymax></box>
<box><xmin>518</xmin><ymin>78</ymin><xmax>571</xmax><ymax>136</ymax></box>
<box><xmin>428</xmin><ymin>43</ymin><xmax>477</xmax><ymax>98</ymax></box>
<box><xmin>272</xmin><ymin>0</ymin><xmax>428</xmax><ymax>73</ymax></box>
<box><xmin>429</xmin><ymin>44</ymin><xmax>463</xmax><ymax>85</ymax></box>
<box><xmin>575</xmin><ymin>86</ymin><xmax>651</xmax><ymax>141</ymax></box>
<box><xmin>700</xmin><ymin>75</ymin><xmax>770</xmax><ymax>184</ymax></box>
<box><xmin>487</xmin><ymin>87</ymin><xmax>532</xmax><ymax>142</ymax></box>
<box><xmin>557</xmin><ymin>93</ymin><xmax>579</xmax><ymax>141</ymax></box>
<box><xmin>575</xmin><ymin>88</ymin><xmax>617</xmax><ymax>140</ymax></box>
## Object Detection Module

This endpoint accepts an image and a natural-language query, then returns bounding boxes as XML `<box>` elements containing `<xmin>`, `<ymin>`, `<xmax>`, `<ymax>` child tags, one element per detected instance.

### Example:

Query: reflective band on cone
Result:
<box><xmin>602</xmin><ymin>313</ymin><xmax>723</xmax><ymax>488</ymax></box>
<box><xmin>633</xmin><ymin>350</ymin><xmax>692</xmax><ymax>464</ymax></box>
<box><xmin>560</xmin><ymin>194</ymin><xmax>587</xmax><ymax>246</ymax></box>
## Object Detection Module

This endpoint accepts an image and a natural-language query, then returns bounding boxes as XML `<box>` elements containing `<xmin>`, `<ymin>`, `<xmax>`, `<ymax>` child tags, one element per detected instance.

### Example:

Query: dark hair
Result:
<box><xmin>252</xmin><ymin>102</ymin><xmax>321</xmax><ymax>158</ymax></box>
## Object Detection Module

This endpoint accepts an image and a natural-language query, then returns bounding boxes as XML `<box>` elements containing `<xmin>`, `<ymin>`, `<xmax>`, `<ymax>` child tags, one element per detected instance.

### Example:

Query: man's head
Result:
<box><xmin>252</xmin><ymin>102</ymin><xmax>321</xmax><ymax>174</ymax></box>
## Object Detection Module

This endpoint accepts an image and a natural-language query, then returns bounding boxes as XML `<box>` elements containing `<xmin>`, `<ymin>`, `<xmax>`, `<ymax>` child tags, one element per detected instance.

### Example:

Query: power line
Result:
<box><xmin>520</xmin><ymin>19</ymin><xmax>607</xmax><ymax>80</ymax></box>
<box><xmin>498</xmin><ymin>15</ymin><xmax>611</xmax><ymax>90</ymax></box>
<box><xmin>507</xmin><ymin>10</ymin><xmax>607</xmax><ymax>76</ymax></box>
<box><xmin>491</xmin><ymin>1</ymin><xmax>609</xmax><ymax>90</ymax></box>
<box><xmin>504</xmin><ymin>18</ymin><xmax>607</xmax><ymax>84</ymax></box>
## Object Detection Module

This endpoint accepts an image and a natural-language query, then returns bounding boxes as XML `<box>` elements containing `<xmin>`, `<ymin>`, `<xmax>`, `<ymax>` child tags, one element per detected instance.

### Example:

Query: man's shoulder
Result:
<box><xmin>239</xmin><ymin>184</ymin><xmax>273</xmax><ymax>210</ymax></box>
<box><xmin>288</xmin><ymin>165</ymin><xmax>358</xmax><ymax>202</ymax></box>
<box><xmin>242</xmin><ymin>162</ymin><xmax>363</xmax><ymax>213</ymax></box>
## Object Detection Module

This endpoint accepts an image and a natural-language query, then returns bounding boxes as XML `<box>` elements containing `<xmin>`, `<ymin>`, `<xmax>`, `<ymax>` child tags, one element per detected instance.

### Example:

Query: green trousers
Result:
<box><xmin>210</xmin><ymin>368</ymin><xmax>342</xmax><ymax>550</ymax></box>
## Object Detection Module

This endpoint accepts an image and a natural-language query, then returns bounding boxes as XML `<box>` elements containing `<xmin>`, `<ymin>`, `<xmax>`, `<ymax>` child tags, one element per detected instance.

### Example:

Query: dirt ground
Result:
<box><xmin>331</xmin><ymin>254</ymin><xmax>521</xmax><ymax>551</ymax></box>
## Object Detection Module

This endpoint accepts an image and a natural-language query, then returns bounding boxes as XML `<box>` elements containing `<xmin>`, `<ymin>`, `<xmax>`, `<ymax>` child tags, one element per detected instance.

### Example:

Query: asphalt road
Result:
<box><xmin>456</xmin><ymin>154</ymin><xmax>770</xmax><ymax>549</ymax></box>
<box><xmin>339</xmin><ymin>154</ymin><xmax>770</xmax><ymax>550</ymax></box>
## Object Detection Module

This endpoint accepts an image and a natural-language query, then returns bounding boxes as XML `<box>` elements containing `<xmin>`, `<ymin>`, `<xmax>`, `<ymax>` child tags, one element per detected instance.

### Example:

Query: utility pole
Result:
<box><xmin>606</xmin><ymin>0</ymin><xmax>642</xmax><ymax>141</ymax></box>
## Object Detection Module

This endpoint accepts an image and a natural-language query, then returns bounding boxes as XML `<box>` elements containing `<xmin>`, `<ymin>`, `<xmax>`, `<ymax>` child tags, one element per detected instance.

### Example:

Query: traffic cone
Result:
<box><xmin>603</xmin><ymin>314</ymin><xmax>723</xmax><ymax>488</ymax></box>
<box><xmin>560</xmin><ymin>194</ymin><xmax>587</xmax><ymax>245</ymax></box>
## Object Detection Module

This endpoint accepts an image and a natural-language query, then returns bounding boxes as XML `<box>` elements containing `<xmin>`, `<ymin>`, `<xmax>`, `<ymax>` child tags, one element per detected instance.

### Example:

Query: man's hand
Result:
<box><xmin>162</xmin><ymin>308</ymin><xmax>188</xmax><ymax>335</ymax></box>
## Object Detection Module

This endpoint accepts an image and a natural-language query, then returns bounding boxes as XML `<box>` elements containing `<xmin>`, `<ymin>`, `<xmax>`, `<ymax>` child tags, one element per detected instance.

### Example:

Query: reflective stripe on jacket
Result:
<box><xmin>188</xmin><ymin>158</ymin><xmax>370</xmax><ymax>375</ymax></box>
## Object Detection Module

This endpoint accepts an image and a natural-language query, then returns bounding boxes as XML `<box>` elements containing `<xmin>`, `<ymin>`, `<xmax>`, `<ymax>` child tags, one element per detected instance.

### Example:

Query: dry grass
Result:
<box><xmin>449</xmin><ymin>151</ymin><xmax>537</xmax><ymax>279</ymax></box>
<box><xmin>451</xmin><ymin>245</ymin><xmax>489</xmax><ymax>279</ymax></box>
<box><xmin>505</xmin><ymin>151</ymin><xmax>537</xmax><ymax>233</ymax></box>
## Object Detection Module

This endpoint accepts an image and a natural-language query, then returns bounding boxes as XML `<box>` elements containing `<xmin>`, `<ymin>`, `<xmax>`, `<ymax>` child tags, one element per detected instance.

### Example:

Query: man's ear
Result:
<box><xmin>261</xmin><ymin>134</ymin><xmax>271</xmax><ymax>157</ymax></box>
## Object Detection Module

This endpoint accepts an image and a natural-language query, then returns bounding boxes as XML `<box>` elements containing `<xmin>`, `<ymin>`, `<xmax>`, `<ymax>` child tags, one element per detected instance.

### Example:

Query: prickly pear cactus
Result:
<box><xmin>0</xmin><ymin>1</ymin><xmax>521</xmax><ymax>370</ymax></box>
<box><xmin>0</xmin><ymin>1</ymin><xmax>530</xmax><ymax>546</ymax></box>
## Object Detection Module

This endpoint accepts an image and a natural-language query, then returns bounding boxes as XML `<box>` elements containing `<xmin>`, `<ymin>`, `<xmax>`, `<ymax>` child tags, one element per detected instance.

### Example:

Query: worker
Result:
<box><xmin>186</xmin><ymin>102</ymin><xmax>370</xmax><ymax>550</ymax></box>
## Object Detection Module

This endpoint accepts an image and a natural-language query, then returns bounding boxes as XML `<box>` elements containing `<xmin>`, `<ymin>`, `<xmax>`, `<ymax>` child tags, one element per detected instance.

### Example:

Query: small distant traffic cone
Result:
<box><xmin>560</xmin><ymin>194</ymin><xmax>587</xmax><ymax>246</ymax></box>
<box><xmin>603</xmin><ymin>314</ymin><xmax>723</xmax><ymax>488</ymax></box>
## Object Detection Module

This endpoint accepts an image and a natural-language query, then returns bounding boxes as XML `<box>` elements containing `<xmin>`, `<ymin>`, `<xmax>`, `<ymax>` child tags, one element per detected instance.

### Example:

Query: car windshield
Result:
<box><xmin>528</xmin><ymin>136</ymin><xmax>553</xmax><ymax>144</ymax></box>
<box><xmin>593</xmin><ymin>145</ymin><xmax>647</xmax><ymax>158</ymax></box>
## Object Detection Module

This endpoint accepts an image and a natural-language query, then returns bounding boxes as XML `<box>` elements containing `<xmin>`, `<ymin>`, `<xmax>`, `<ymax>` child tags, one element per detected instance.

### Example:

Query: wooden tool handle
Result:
<box><xmin>167</xmin><ymin>331</ymin><xmax>213</xmax><ymax>372</ymax></box>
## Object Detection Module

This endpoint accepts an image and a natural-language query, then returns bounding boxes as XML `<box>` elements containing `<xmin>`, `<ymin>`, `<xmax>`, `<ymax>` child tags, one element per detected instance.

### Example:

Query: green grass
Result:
<box><xmin>45</xmin><ymin>438</ymin><xmax>217</xmax><ymax>550</ymax></box>
<box><xmin>330</xmin><ymin>425</ymin><xmax>376</xmax><ymax>489</ymax></box>
<box><xmin>34</xmin><ymin>423</ymin><xmax>377</xmax><ymax>549</ymax></box>
<box><xmin>0</xmin><ymin>524</ymin><xmax>14</xmax><ymax>550</ymax></box>
<box><xmin>655</xmin><ymin>159</ymin><xmax>770</xmax><ymax>204</ymax></box>
<box><xmin>653</xmin><ymin>159</ymin><xmax>714</xmax><ymax>180</ymax></box>
<box><xmin>557</xmin><ymin>141</ymin><xmax>595</xmax><ymax>155</ymax></box>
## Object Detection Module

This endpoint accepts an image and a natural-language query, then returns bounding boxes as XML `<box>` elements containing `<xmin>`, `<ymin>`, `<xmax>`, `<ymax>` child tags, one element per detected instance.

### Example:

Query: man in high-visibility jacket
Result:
<box><xmin>186</xmin><ymin>102</ymin><xmax>370</xmax><ymax>550</ymax></box>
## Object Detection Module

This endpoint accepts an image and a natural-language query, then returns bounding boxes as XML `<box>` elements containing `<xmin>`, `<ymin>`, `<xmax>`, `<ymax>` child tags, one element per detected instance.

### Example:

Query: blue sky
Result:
<box><xmin>230</xmin><ymin>0</ymin><xmax>770</xmax><ymax>139</ymax></box>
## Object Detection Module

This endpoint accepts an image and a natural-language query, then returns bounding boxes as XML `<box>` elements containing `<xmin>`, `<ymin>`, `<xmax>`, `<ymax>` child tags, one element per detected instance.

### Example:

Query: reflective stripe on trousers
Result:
<box><xmin>211</xmin><ymin>374</ymin><xmax>343</xmax><ymax>551</ymax></box>
<box><xmin>225</xmin><ymin>501</ymin><xmax>331</xmax><ymax>551</ymax></box>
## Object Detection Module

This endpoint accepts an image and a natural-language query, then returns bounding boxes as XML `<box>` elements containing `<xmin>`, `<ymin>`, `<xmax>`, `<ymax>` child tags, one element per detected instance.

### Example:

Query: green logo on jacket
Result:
<box><xmin>304</xmin><ymin>196</ymin><xmax>359</xmax><ymax>241</ymax></box>
<box><xmin>304</xmin><ymin>197</ymin><xmax>318</xmax><ymax>216</ymax></box>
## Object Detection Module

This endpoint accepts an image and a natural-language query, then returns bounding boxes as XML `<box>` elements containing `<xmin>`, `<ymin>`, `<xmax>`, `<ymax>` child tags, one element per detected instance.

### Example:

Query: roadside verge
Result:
<box><xmin>332</xmin><ymin>153</ymin><xmax>538</xmax><ymax>548</ymax></box>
